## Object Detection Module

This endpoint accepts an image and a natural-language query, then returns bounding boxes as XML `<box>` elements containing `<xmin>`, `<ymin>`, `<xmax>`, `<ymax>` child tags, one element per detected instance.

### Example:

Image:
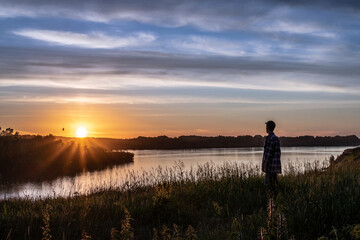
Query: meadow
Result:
<box><xmin>0</xmin><ymin>147</ymin><xmax>359</xmax><ymax>239</ymax></box>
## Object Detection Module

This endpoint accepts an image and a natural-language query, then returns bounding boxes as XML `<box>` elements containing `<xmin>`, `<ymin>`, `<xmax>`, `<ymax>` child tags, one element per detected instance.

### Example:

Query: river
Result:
<box><xmin>0</xmin><ymin>146</ymin><xmax>351</xmax><ymax>199</ymax></box>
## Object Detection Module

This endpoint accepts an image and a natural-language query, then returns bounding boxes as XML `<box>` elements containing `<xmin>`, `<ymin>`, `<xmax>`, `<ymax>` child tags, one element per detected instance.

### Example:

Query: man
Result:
<box><xmin>262</xmin><ymin>120</ymin><xmax>281</xmax><ymax>194</ymax></box>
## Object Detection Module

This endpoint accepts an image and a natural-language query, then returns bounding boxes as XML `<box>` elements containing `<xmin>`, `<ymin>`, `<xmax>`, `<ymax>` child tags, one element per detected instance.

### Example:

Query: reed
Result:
<box><xmin>0</xmin><ymin>148</ymin><xmax>360</xmax><ymax>239</ymax></box>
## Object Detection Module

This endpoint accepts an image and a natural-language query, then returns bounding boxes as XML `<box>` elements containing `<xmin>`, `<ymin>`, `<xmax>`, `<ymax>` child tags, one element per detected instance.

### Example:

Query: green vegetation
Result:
<box><xmin>1</xmin><ymin>147</ymin><xmax>360</xmax><ymax>239</ymax></box>
<box><xmin>0</xmin><ymin>132</ymin><xmax>134</xmax><ymax>183</ymax></box>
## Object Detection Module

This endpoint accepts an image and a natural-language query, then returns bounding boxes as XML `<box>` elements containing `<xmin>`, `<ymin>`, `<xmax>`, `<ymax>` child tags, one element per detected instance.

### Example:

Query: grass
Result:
<box><xmin>0</xmin><ymin>148</ymin><xmax>360</xmax><ymax>239</ymax></box>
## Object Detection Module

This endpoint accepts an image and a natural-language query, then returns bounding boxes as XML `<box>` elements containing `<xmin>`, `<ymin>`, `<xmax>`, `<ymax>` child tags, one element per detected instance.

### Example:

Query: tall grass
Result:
<box><xmin>0</xmin><ymin>149</ymin><xmax>360</xmax><ymax>239</ymax></box>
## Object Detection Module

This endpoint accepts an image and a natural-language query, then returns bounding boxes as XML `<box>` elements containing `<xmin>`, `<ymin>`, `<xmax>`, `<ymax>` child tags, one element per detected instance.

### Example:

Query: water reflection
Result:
<box><xmin>0</xmin><ymin>146</ymin><xmax>349</xmax><ymax>199</ymax></box>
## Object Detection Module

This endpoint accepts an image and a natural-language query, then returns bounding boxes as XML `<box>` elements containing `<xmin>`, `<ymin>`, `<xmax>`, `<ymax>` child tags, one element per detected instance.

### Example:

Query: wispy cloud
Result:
<box><xmin>0</xmin><ymin>1</ymin><xmax>268</xmax><ymax>30</ymax></box>
<box><xmin>1</xmin><ymin>0</ymin><xmax>360</xmax><ymax>31</ymax></box>
<box><xmin>175</xmin><ymin>36</ymin><xmax>247</xmax><ymax>56</ymax></box>
<box><xmin>173</xmin><ymin>36</ymin><xmax>276</xmax><ymax>57</ymax></box>
<box><xmin>2</xmin><ymin>85</ymin><xmax>360</xmax><ymax>105</ymax></box>
<box><xmin>260</xmin><ymin>20</ymin><xmax>338</xmax><ymax>39</ymax></box>
<box><xmin>1</xmin><ymin>47</ymin><xmax>360</xmax><ymax>94</ymax></box>
<box><xmin>13</xmin><ymin>29</ymin><xmax>156</xmax><ymax>49</ymax></box>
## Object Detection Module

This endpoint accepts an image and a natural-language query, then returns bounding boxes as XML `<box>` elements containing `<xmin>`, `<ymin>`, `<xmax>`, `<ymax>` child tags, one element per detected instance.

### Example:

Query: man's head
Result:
<box><xmin>265</xmin><ymin>120</ymin><xmax>276</xmax><ymax>133</ymax></box>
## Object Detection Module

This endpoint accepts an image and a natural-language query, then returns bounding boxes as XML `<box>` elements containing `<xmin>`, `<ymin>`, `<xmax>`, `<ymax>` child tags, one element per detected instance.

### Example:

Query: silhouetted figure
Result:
<box><xmin>62</xmin><ymin>128</ymin><xmax>65</xmax><ymax>131</ymax></box>
<box><xmin>262</xmin><ymin>121</ymin><xmax>281</xmax><ymax>196</ymax></box>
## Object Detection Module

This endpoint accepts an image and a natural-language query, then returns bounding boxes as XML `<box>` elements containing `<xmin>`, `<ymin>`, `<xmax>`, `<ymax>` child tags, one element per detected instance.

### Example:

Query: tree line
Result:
<box><xmin>94</xmin><ymin>134</ymin><xmax>360</xmax><ymax>150</ymax></box>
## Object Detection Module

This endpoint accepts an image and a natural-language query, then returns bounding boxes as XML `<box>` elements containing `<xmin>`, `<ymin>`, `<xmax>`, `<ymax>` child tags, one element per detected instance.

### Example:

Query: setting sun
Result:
<box><xmin>76</xmin><ymin>127</ymin><xmax>88</xmax><ymax>138</ymax></box>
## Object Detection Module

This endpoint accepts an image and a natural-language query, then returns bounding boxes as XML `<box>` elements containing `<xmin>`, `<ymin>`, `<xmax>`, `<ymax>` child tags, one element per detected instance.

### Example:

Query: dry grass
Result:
<box><xmin>1</xmin><ymin>148</ymin><xmax>360</xmax><ymax>239</ymax></box>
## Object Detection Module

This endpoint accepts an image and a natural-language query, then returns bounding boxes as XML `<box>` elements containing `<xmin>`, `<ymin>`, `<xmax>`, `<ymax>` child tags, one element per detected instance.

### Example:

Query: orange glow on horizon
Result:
<box><xmin>5</xmin><ymin>102</ymin><xmax>358</xmax><ymax>139</ymax></box>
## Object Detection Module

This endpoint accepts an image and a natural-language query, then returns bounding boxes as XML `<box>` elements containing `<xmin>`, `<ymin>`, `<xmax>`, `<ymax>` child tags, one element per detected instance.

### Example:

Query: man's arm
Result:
<box><xmin>262</xmin><ymin>139</ymin><xmax>275</xmax><ymax>172</ymax></box>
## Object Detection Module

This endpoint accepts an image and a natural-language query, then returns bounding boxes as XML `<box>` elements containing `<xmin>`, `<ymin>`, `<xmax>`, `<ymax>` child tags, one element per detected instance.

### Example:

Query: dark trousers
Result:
<box><xmin>265</xmin><ymin>172</ymin><xmax>278</xmax><ymax>195</ymax></box>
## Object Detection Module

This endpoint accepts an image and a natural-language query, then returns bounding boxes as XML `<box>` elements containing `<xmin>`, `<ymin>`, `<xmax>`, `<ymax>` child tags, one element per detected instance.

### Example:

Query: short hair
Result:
<box><xmin>265</xmin><ymin>120</ymin><xmax>276</xmax><ymax>131</ymax></box>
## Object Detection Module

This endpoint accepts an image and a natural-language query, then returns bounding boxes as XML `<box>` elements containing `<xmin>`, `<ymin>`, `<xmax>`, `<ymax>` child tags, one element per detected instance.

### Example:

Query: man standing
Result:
<box><xmin>262</xmin><ymin>120</ymin><xmax>281</xmax><ymax>194</ymax></box>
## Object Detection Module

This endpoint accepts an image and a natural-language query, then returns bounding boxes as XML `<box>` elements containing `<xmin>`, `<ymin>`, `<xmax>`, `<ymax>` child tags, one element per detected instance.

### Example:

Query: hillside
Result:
<box><xmin>332</xmin><ymin>146</ymin><xmax>360</xmax><ymax>164</ymax></box>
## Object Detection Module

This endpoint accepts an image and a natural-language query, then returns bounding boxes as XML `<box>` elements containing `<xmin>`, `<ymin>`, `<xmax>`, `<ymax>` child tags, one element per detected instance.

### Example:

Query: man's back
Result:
<box><xmin>262</xmin><ymin>132</ymin><xmax>281</xmax><ymax>174</ymax></box>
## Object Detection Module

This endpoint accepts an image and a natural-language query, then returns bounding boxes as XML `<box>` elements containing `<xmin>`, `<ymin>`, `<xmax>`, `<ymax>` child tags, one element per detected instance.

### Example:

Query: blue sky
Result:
<box><xmin>1</xmin><ymin>0</ymin><xmax>360</xmax><ymax>137</ymax></box>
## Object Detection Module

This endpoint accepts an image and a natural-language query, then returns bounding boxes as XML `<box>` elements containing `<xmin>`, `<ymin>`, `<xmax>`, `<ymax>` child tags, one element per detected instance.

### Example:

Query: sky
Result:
<box><xmin>1</xmin><ymin>0</ymin><xmax>360</xmax><ymax>138</ymax></box>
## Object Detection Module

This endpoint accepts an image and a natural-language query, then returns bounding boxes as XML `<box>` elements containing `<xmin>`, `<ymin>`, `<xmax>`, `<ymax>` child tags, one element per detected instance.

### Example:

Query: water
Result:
<box><xmin>0</xmin><ymin>146</ymin><xmax>351</xmax><ymax>199</ymax></box>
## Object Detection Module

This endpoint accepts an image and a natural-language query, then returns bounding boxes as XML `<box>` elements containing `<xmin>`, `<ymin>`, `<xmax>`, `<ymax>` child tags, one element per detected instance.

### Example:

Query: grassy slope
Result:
<box><xmin>1</xmin><ymin>148</ymin><xmax>360</xmax><ymax>239</ymax></box>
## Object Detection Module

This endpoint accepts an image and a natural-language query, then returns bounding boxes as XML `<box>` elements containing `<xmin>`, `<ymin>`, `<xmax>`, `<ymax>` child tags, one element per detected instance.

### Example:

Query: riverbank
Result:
<box><xmin>1</xmin><ymin>147</ymin><xmax>360</xmax><ymax>239</ymax></box>
<box><xmin>0</xmin><ymin>136</ymin><xmax>134</xmax><ymax>183</ymax></box>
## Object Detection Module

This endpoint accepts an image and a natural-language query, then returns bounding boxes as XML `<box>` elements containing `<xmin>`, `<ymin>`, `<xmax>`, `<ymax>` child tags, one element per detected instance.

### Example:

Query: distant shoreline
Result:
<box><xmin>57</xmin><ymin>134</ymin><xmax>360</xmax><ymax>150</ymax></box>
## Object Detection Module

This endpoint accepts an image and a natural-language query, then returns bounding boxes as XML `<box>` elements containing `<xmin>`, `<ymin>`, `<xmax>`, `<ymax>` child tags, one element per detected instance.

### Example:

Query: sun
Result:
<box><xmin>76</xmin><ymin>127</ymin><xmax>88</xmax><ymax>138</ymax></box>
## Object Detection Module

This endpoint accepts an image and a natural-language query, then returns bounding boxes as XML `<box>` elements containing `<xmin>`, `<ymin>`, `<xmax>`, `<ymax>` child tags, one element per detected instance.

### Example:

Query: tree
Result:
<box><xmin>0</xmin><ymin>127</ymin><xmax>14</xmax><ymax>136</ymax></box>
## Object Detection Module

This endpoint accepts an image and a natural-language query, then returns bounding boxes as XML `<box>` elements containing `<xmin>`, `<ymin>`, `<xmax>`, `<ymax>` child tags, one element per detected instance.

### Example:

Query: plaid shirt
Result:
<box><xmin>262</xmin><ymin>133</ymin><xmax>281</xmax><ymax>174</ymax></box>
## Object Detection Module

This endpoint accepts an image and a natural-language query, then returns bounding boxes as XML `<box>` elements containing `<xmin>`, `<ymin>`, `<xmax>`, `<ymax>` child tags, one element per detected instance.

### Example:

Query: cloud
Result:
<box><xmin>1</xmin><ymin>0</ymin><xmax>359</xmax><ymax>32</ymax></box>
<box><xmin>3</xmin><ymin>0</ymin><xmax>359</xmax><ymax>61</ymax></box>
<box><xmin>2</xmin><ymin>46</ymin><xmax>360</xmax><ymax>77</ymax></box>
<box><xmin>3</xmin><ymin>0</ymin><xmax>360</xmax><ymax>61</ymax></box>
<box><xmin>174</xmin><ymin>36</ymin><xmax>247</xmax><ymax>57</ymax></box>
<box><xmin>1</xmin><ymin>85</ymin><xmax>360</xmax><ymax>106</ymax></box>
<box><xmin>261</xmin><ymin>21</ymin><xmax>337</xmax><ymax>38</ymax></box>
<box><xmin>268</xmin><ymin>0</ymin><xmax>360</xmax><ymax>9</ymax></box>
<box><xmin>1</xmin><ymin>47</ymin><xmax>360</xmax><ymax>96</ymax></box>
<box><xmin>0</xmin><ymin>1</ymin><xmax>268</xmax><ymax>30</ymax></box>
<box><xmin>13</xmin><ymin>29</ymin><xmax>156</xmax><ymax>49</ymax></box>
<box><xmin>173</xmin><ymin>36</ymin><xmax>280</xmax><ymax>57</ymax></box>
